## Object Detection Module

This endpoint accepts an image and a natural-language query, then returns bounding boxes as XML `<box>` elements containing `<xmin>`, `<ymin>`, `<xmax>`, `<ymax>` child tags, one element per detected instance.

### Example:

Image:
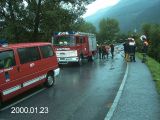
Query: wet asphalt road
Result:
<box><xmin>0</xmin><ymin>51</ymin><xmax>126</xmax><ymax>120</ymax></box>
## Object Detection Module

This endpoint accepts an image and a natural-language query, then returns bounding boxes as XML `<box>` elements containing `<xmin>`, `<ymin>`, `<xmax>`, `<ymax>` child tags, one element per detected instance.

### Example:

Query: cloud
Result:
<box><xmin>83</xmin><ymin>0</ymin><xmax>120</xmax><ymax>18</ymax></box>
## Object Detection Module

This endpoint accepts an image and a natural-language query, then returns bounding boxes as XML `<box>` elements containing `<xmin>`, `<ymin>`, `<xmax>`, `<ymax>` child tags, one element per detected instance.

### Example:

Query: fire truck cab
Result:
<box><xmin>0</xmin><ymin>41</ymin><xmax>60</xmax><ymax>107</ymax></box>
<box><xmin>52</xmin><ymin>32</ymin><xmax>97</xmax><ymax>65</ymax></box>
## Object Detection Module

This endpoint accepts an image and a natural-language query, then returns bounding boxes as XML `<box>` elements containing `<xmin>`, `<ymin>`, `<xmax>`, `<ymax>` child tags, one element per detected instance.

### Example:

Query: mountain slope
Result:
<box><xmin>85</xmin><ymin>0</ymin><xmax>160</xmax><ymax>32</ymax></box>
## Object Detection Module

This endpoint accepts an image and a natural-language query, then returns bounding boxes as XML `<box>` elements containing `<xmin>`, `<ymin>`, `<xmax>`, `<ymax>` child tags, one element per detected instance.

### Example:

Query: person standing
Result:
<box><xmin>123</xmin><ymin>39</ymin><xmax>129</xmax><ymax>61</ymax></box>
<box><xmin>98</xmin><ymin>44</ymin><xmax>102</xmax><ymax>59</ymax></box>
<box><xmin>142</xmin><ymin>38</ymin><xmax>149</xmax><ymax>63</ymax></box>
<box><xmin>102</xmin><ymin>45</ymin><xmax>106</xmax><ymax>59</ymax></box>
<box><xmin>105</xmin><ymin>45</ymin><xmax>110</xmax><ymax>59</ymax></box>
<box><xmin>128</xmin><ymin>38</ymin><xmax>136</xmax><ymax>62</ymax></box>
<box><xmin>110</xmin><ymin>44</ymin><xmax>114</xmax><ymax>59</ymax></box>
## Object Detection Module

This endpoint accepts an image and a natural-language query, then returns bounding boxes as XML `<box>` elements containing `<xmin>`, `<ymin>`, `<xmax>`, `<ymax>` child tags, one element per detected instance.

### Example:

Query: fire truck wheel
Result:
<box><xmin>45</xmin><ymin>73</ymin><xmax>55</xmax><ymax>87</ymax></box>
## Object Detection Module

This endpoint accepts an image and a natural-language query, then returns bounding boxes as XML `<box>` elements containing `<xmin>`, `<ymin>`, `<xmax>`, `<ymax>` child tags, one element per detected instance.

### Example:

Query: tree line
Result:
<box><xmin>141</xmin><ymin>23</ymin><xmax>160</xmax><ymax>62</ymax></box>
<box><xmin>82</xmin><ymin>18</ymin><xmax>160</xmax><ymax>63</ymax></box>
<box><xmin>77</xmin><ymin>18</ymin><xmax>120</xmax><ymax>44</ymax></box>
<box><xmin>0</xmin><ymin>1</ymin><xmax>159</xmax><ymax>62</ymax></box>
<box><xmin>0</xmin><ymin>1</ymin><xmax>119</xmax><ymax>44</ymax></box>
<box><xmin>0</xmin><ymin>0</ymin><xmax>95</xmax><ymax>42</ymax></box>
<box><xmin>93</xmin><ymin>18</ymin><xmax>160</xmax><ymax>63</ymax></box>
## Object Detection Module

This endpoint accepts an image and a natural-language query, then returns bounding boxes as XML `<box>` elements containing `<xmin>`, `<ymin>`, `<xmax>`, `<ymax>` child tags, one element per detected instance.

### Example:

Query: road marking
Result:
<box><xmin>0</xmin><ymin>88</ymin><xmax>46</xmax><ymax>111</ymax></box>
<box><xmin>104</xmin><ymin>63</ymin><xmax>129</xmax><ymax>120</ymax></box>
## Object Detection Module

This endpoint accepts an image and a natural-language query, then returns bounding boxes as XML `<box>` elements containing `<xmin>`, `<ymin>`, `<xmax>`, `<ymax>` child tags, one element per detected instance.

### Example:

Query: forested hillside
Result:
<box><xmin>85</xmin><ymin>0</ymin><xmax>160</xmax><ymax>32</ymax></box>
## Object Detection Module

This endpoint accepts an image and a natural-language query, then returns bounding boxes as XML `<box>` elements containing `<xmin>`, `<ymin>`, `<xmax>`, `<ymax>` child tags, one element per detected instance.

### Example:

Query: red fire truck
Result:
<box><xmin>0</xmin><ymin>42</ymin><xmax>60</xmax><ymax>107</ymax></box>
<box><xmin>52</xmin><ymin>32</ymin><xmax>97</xmax><ymax>65</ymax></box>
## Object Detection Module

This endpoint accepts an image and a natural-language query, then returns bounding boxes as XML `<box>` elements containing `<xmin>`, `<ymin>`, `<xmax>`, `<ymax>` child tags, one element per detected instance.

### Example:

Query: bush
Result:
<box><xmin>142</xmin><ymin>23</ymin><xmax>160</xmax><ymax>62</ymax></box>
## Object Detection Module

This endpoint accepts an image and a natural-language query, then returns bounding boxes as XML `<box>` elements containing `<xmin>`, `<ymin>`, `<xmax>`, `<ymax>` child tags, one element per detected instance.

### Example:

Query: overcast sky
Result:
<box><xmin>83</xmin><ymin>0</ymin><xmax>120</xmax><ymax>18</ymax></box>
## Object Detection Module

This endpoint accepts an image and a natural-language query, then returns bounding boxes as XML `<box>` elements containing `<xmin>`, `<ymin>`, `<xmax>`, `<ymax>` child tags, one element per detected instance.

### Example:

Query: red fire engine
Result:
<box><xmin>52</xmin><ymin>32</ymin><xmax>97</xmax><ymax>65</ymax></box>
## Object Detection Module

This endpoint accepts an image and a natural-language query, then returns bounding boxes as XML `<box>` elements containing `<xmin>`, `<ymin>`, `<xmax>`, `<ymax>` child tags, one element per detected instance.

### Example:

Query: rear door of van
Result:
<box><xmin>38</xmin><ymin>45</ymin><xmax>58</xmax><ymax>75</ymax></box>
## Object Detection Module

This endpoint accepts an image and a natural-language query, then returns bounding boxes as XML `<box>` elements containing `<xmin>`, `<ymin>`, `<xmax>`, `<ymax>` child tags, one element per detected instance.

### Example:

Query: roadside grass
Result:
<box><xmin>136</xmin><ymin>53</ymin><xmax>160</xmax><ymax>93</ymax></box>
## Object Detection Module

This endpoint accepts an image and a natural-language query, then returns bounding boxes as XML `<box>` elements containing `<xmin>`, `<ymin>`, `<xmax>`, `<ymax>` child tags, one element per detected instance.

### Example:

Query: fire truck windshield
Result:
<box><xmin>54</xmin><ymin>36</ymin><xmax>75</xmax><ymax>46</ymax></box>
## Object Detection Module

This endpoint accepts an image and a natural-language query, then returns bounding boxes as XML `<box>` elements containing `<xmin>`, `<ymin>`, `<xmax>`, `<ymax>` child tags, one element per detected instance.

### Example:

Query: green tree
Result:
<box><xmin>149</xmin><ymin>24</ymin><xmax>160</xmax><ymax>62</ymax></box>
<box><xmin>0</xmin><ymin>0</ymin><xmax>27</xmax><ymax>42</ymax></box>
<box><xmin>141</xmin><ymin>23</ymin><xmax>160</xmax><ymax>62</ymax></box>
<box><xmin>0</xmin><ymin>0</ymin><xmax>96</xmax><ymax>42</ymax></box>
<box><xmin>74</xmin><ymin>21</ymin><xmax>96</xmax><ymax>33</ymax></box>
<box><xmin>26</xmin><ymin>0</ymin><xmax>96</xmax><ymax>41</ymax></box>
<box><xmin>98</xmin><ymin>18</ymin><xmax>120</xmax><ymax>44</ymax></box>
<box><xmin>142</xmin><ymin>23</ymin><xmax>152</xmax><ymax>39</ymax></box>
<box><xmin>116</xmin><ymin>33</ymin><xmax>128</xmax><ymax>43</ymax></box>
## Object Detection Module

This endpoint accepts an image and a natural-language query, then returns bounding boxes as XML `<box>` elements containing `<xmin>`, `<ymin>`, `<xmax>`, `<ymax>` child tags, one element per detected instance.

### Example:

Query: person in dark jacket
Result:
<box><xmin>102</xmin><ymin>45</ymin><xmax>106</xmax><ymax>59</ymax></box>
<box><xmin>98</xmin><ymin>44</ymin><xmax>103</xmax><ymax>59</ymax></box>
<box><xmin>110</xmin><ymin>44</ymin><xmax>114</xmax><ymax>59</ymax></box>
<box><xmin>123</xmin><ymin>39</ymin><xmax>129</xmax><ymax>61</ymax></box>
<box><xmin>128</xmin><ymin>38</ymin><xmax>136</xmax><ymax>62</ymax></box>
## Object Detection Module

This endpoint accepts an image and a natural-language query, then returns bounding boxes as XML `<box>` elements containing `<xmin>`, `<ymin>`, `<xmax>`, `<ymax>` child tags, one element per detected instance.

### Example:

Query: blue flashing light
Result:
<box><xmin>53</xmin><ymin>31</ymin><xmax>94</xmax><ymax>37</ymax></box>
<box><xmin>53</xmin><ymin>31</ymin><xmax>77</xmax><ymax>36</ymax></box>
<box><xmin>0</xmin><ymin>39</ymin><xmax>8</xmax><ymax>47</ymax></box>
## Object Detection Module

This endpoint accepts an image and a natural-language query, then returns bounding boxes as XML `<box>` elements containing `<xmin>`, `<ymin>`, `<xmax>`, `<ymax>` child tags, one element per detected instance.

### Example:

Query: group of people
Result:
<box><xmin>98</xmin><ymin>44</ymin><xmax>114</xmax><ymax>59</ymax></box>
<box><xmin>97</xmin><ymin>35</ymin><xmax>149</xmax><ymax>62</ymax></box>
<box><xmin>123</xmin><ymin>36</ymin><xmax>149</xmax><ymax>62</ymax></box>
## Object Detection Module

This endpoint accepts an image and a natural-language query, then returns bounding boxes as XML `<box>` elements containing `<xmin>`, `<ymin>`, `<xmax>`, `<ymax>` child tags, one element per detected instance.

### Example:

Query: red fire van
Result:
<box><xmin>0</xmin><ymin>42</ymin><xmax>60</xmax><ymax>107</ymax></box>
